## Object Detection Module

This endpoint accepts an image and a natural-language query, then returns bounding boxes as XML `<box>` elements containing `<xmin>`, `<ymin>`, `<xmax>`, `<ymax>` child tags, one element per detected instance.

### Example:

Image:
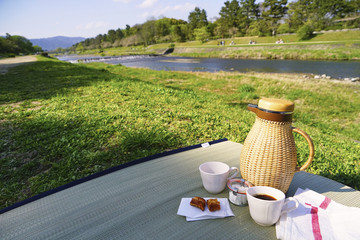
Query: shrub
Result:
<box><xmin>297</xmin><ymin>25</ymin><xmax>314</xmax><ymax>40</ymax></box>
<box><xmin>247</xmin><ymin>20</ymin><xmax>271</xmax><ymax>37</ymax></box>
<box><xmin>40</xmin><ymin>52</ymin><xmax>49</xmax><ymax>57</ymax></box>
<box><xmin>194</xmin><ymin>27</ymin><xmax>210</xmax><ymax>43</ymax></box>
<box><xmin>277</xmin><ymin>23</ymin><xmax>291</xmax><ymax>34</ymax></box>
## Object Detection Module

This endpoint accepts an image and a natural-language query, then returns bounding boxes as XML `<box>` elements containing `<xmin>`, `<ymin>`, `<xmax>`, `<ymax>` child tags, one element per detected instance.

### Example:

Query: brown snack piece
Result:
<box><xmin>207</xmin><ymin>198</ymin><xmax>221</xmax><ymax>212</ymax></box>
<box><xmin>190</xmin><ymin>197</ymin><xmax>206</xmax><ymax>211</ymax></box>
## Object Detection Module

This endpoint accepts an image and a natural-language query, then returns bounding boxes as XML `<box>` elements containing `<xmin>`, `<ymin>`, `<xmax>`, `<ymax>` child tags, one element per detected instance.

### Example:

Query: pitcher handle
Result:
<box><xmin>292</xmin><ymin>127</ymin><xmax>314</xmax><ymax>172</ymax></box>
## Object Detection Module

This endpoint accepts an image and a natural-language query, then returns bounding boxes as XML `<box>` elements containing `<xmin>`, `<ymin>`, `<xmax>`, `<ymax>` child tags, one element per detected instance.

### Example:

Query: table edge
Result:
<box><xmin>0</xmin><ymin>138</ymin><xmax>228</xmax><ymax>215</ymax></box>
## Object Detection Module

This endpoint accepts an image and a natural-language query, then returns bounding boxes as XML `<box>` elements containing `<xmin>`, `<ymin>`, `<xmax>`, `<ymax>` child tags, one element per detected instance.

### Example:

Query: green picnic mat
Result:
<box><xmin>1</xmin><ymin>140</ymin><xmax>359</xmax><ymax>239</ymax></box>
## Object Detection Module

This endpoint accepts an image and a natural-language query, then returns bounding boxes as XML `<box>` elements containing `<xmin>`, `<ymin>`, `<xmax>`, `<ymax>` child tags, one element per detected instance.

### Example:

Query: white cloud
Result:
<box><xmin>173</xmin><ymin>3</ymin><xmax>196</xmax><ymax>12</ymax></box>
<box><xmin>112</xmin><ymin>0</ymin><xmax>131</xmax><ymax>3</ymax></box>
<box><xmin>76</xmin><ymin>21</ymin><xmax>109</xmax><ymax>30</ymax></box>
<box><xmin>140</xmin><ymin>12</ymin><xmax>151</xmax><ymax>19</ymax></box>
<box><xmin>138</xmin><ymin>0</ymin><xmax>158</xmax><ymax>8</ymax></box>
<box><xmin>138</xmin><ymin>2</ymin><xmax>196</xmax><ymax>19</ymax></box>
<box><xmin>151</xmin><ymin>6</ymin><xmax>170</xmax><ymax>16</ymax></box>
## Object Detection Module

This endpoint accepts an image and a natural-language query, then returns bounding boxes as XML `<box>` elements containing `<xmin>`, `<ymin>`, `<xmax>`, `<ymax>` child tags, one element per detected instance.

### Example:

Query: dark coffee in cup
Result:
<box><xmin>254</xmin><ymin>194</ymin><xmax>277</xmax><ymax>201</ymax></box>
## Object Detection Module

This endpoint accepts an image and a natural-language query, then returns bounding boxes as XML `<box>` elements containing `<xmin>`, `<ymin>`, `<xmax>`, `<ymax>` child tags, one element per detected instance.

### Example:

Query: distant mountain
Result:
<box><xmin>30</xmin><ymin>36</ymin><xmax>86</xmax><ymax>51</ymax></box>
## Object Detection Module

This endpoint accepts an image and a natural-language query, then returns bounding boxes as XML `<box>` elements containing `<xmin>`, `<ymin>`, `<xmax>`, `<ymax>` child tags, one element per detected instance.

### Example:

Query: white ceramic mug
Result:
<box><xmin>199</xmin><ymin>162</ymin><xmax>239</xmax><ymax>194</ymax></box>
<box><xmin>246</xmin><ymin>186</ymin><xmax>299</xmax><ymax>226</ymax></box>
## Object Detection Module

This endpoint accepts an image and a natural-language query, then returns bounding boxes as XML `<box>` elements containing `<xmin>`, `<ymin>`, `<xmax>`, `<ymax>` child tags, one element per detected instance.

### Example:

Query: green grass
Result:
<box><xmin>214</xmin><ymin>30</ymin><xmax>360</xmax><ymax>44</ymax></box>
<box><xmin>1</xmin><ymin>56</ymin><xmax>359</xmax><ymax>209</ymax></box>
<box><xmin>171</xmin><ymin>39</ymin><xmax>360</xmax><ymax>60</ymax></box>
<box><xmin>171</xmin><ymin>45</ymin><xmax>360</xmax><ymax>60</ymax></box>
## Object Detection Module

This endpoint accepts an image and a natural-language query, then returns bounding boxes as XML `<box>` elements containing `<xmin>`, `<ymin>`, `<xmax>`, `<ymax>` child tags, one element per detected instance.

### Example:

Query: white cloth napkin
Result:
<box><xmin>276</xmin><ymin>188</ymin><xmax>360</xmax><ymax>240</ymax></box>
<box><xmin>177</xmin><ymin>198</ymin><xmax>234</xmax><ymax>221</ymax></box>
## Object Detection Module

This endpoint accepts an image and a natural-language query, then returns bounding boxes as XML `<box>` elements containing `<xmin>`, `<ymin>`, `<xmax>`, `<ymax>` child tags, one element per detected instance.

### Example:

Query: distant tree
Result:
<box><xmin>348</xmin><ymin>0</ymin><xmax>360</xmax><ymax>14</ymax></box>
<box><xmin>129</xmin><ymin>25</ymin><xmax>140</xmax><ymax>36</ymax></box>
<box><xmin>171</xmin><ymin>24</ymin><xmax>187</xmax><ymax>42</ymax></box>
<box><xmin>115</xmin><ymin>28</ymin><xmax>124</xmax><ymax>40</ymax></box>
<box><xmin>194</xmin><ymin>27</ymin><xmax>210</xmax><ymax>43</ymax></box>
<box><xmin>246</xmin><ymin>19</ymin><xmax>271</xmax><ymax>36</ymax></box>
<box><xmin>228</xmin><ymin>26</ymin><xmax>239</xmax><ymax>36</ymax></box>
<box><xmin>219</xmin><ymin>0</ymin><xmax>241</xmax><ymax>29</ymax></box>
<box><xmin>0</xmin><ymin>34</ymin><xmax>39</xmax><ymax>55</ymax></box>
<box><xmin>286</xmin><ymin>0</ymin><xmax>309</xmax><ymax>32</ymax></box>
<box><xmin>33</xmin><ymin>45</ymin><xmax>43</xmax><ymax>53</ymax></box>
<box><xmin>76</xmin><ymin>42</ymin><xmax>84</xmax><ymax>52</ymax></box>
<box><xmin>107</xmin><ymin>29</ymin><xmax>117</xmax><ymax>43</ymax></box>
<box><xmin>83</xmin><ymin>38</ymin><xmax>91</xmax><ymax>47</ymax></box>
<box><xmin>240</xmin><ymin>0</ymin><xmax>260</xmax><ymax>32</ymax></box>
<box><xmin>287</xmin><ymin>0</ymin><xmax>357</xmax><ymax>31</ymax></box>
<box><xmin>125</xmin><ymin>24</ymin><xmax>131</xmax><ymax>37</ymax></box>
<box><xmin>262</xmin><ymin>0</ymin><xmax>288</xmax><ymax>36</ymax></box>
<box><xmin>0</xmin><ymin>36</ymin><xmax>13</xmax><ymax>54</ymax></box>
<box><xmin>94</xmin><ymin>34</ymin><xmax>104</xmax><ymax>48</ymax></box>
<box><xmin>297</xmin><ymin>24</ymin><xmax>314</xmax><ymax>40</ymax></box>
<box><xmin>323</xmin><ymin>0</ymin><xmax>355</xmax><ymax>18</ymax></box>
<box><xmin>206</xmin><ymin>22</ymin><xmax>218</xmax><ymax>37</ymax></box>
<box><xmin>55</xmin><ymin>47</ymin><xmax>65</xmax><ymax>53</ymax></box>
<box><xmin>277</xmin><ymin>23</ymin><xmax>291</xmax><ymax>34</ymax></box>
<box><xmin>140</xmin><ymin>20</ymin><xmax>156</xmax><ymax>45</ymax></box>
<box><xmin>188</xmin><ymin>7</ymin><xmax>208</xmax><ymax>38</ymax></box>
<box><xmin>214</xmin><ymin>17</ymin><xmax>228</xmax><ymax>38</ymax></box>
<box><xmin>155</xmin><ymin>18</ymin><xmax>171</xmax><ymax>39</ymax></box>
<box><xmin>6</xmin><ymin>34</ymin><xmax>34</xmax><ymax>54</ymax></box>
<box><xmin>218</xmin><ymin>0</ymin><xmax>247</xmax><ymax>36</ymax></box>
<box><xmin>169</xmin><ymin>18</ymin><xmax>187</xmax><ymax>26</ymax></box>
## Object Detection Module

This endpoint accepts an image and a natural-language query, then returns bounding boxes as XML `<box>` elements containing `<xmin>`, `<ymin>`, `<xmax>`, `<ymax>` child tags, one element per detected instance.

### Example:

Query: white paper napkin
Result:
<box><xmin>276</xmin><ymin>188</ymin><xmax>360</xmax><ymax>240</ymax></box>
<box><xmin>177</xmin><ymin>198</ymin><xmax>234</xmax><ymax>221</ymax></box>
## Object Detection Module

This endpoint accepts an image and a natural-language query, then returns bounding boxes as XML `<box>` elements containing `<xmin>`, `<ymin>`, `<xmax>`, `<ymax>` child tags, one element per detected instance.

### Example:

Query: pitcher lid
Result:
<box><xmin>258</xmin><ymin>98</ymin><xmax>294</xmax><ymax>113</ymax></box>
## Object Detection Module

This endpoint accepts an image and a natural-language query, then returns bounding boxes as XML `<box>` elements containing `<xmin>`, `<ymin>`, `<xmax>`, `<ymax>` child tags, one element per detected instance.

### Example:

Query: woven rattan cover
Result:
<box><xmin>1</xmin><ymin>141</ymin><xmax>359</xmax><ymax>239</ymax></box>
<box><xmin>240</xmin><ymin>117</ymin><xmax>298</xmax><ymax>192</ymax></box>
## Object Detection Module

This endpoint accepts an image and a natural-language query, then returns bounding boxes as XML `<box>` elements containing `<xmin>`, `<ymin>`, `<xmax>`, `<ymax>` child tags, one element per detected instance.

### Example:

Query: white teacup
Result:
<box><xmin>246</xmin><ymin>186</ymin><xmax>298</xmax><ymax>226</ymax></box>
<box><xmin>199</xmin><ymin>162</ymin><xmax>239</xmax><ymax>194</ymax></box>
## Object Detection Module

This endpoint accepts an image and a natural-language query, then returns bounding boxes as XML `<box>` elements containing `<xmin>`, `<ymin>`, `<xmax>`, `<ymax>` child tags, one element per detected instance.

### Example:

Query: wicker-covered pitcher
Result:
<box><xmin>240</xmin><ymin>98</ymin><xmax>314</xmax><ymax>193</ymax></box>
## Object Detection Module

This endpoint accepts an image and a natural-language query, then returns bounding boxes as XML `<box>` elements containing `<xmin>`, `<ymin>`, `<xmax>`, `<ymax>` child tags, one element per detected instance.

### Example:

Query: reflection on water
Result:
<box><xmin>159</xmin><ymin>58</ymin><xmax>201</xmax><ymax>63</ymax></box>
<box><xmin>57</xmin><ymin>55</ymin><xmax>360</xmax><ymax>79</ymax></box>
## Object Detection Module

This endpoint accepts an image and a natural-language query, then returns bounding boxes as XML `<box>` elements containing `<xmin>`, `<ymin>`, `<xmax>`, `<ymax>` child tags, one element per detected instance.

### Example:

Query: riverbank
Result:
<box><xmin>1</xmin><ymin>56</ymin><xmax>359</xmax><ymax>209</ymax></box>
<box><xmin>171</xmin><ymin>43</ymin><xmax>360</xmax><ymax>61</ymax></box>
<box><xmin>65</xmin><ymin>30</ymin><xmax>360</xmax><ymax>61</ymax></box>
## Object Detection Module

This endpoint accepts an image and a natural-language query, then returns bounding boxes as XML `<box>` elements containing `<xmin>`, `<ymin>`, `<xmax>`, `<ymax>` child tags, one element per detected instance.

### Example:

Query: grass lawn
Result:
<box><xmin>170</xmin><ymin>31</ymin><xmax>360</xmax><ymax>60</ymax></box>
<box><xmin>1</xmin><ymin>56</ymin><xmax>359</xmax><ymax>209</ymax></box>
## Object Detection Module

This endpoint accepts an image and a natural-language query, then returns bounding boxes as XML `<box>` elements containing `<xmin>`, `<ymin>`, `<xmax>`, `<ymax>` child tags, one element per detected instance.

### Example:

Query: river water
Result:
<box><xmin>57</xmin><ymin>55</ymin><xmax>360</xmax><ymax>79</ymax></box>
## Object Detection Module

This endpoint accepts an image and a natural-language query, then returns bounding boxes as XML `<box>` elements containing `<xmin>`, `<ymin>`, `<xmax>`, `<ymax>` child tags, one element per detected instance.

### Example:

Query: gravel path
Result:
<box><xmin>0</xmin><ymin>55</ymin><xmax>37</xmax><ymax>74</ymax></box>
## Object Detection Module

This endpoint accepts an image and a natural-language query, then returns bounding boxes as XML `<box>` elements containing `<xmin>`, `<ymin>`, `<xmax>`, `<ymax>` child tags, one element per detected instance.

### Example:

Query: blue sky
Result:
<box><xmin>0</xmin><ymin>0</ymin><xmax>231</xmax><ymax>39</ymax></box>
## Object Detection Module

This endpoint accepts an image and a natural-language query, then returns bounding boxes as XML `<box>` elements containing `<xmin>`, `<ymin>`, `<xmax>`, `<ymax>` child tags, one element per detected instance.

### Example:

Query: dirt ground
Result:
<box><xmin>0</xmin><ymin>55</ymin><xmax>37</xmax><ymax>74</ymax></box>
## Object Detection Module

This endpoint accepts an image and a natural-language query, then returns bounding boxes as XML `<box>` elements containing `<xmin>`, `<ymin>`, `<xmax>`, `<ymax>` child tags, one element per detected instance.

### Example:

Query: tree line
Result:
<box><xmin>69</xmin><ymin>0</ymin><xmax>359</xmax><ymax>51</ymax></box>
<box><xmin>0</xmin><ymin>34</ymin><xmax>42</xmax><ymax>56</ymax></box>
